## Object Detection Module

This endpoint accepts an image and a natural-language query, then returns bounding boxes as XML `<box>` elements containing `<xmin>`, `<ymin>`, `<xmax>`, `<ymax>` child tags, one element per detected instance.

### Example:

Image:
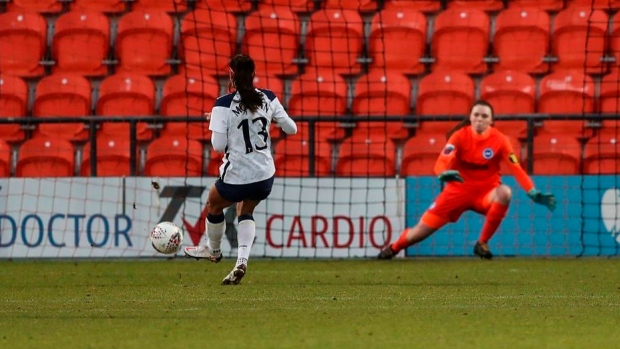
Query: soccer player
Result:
<box><xmin>378</xmin><ymin>100</ymin><xmax>556</xmax><ymax>260</ymax></box>
<box><xmin>184</xmin><ymin>54</ymin><xmax>297</xmax><ymax>284</ymax></box>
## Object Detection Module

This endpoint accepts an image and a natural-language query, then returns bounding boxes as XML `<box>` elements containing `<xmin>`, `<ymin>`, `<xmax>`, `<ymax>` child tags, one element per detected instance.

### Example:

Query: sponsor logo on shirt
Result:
<box><xmin>482</xmin><ymin>148</ymin><xmax>494</xmax><ymax>159</ymax></box>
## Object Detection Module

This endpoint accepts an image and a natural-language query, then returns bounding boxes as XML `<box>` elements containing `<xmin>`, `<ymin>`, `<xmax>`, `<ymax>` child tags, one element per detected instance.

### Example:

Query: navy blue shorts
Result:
<box><xmin>215</xmin><ymin>176</ymin><xmax>275</xmax><ymax>203</ymax></box>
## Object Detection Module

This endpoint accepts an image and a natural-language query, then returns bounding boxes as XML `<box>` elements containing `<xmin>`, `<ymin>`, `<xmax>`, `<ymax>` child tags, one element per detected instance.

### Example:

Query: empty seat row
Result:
<box><xmin>2</xmin><ymin>129</ymin><xmax>617</xmax><ymax>178</ymax></box>
<box><xmin>3</xmin><ymin>68</ymin><xmax>620</xmax><ymax>143</ymax></box>
<box><xmin>4</xmin><ymin>5</ymin><xmax>620</xmax><ymax>78</ymax></box>
<box><xmin>0</xmin><ymin>135</ymin><xmax>205</xmax><ymax>177</ymax></box>
<box><xmin>6</xmin><ymin>0</ymin><xmax>620</xmax><ymax>15</ymax></box>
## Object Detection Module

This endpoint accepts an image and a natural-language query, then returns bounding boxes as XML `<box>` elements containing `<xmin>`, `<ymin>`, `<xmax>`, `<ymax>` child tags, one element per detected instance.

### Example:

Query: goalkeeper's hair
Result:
<box><xmin>445</xmin><ymin>100</ymin><xmax>495</xmax><ymax>140</ymax></box>
<box><xmin>230</xmin><ymin>54</ymin><xmax>263</xmax><ymax>113</ymax></box>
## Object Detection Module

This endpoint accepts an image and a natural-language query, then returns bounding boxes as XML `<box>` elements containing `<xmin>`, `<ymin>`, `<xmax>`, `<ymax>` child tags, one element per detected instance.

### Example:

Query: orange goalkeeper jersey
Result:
<box><xmin>434</xmin><ymin>125</ymin><xmax>534</xmax><ymax>192</ymax></box>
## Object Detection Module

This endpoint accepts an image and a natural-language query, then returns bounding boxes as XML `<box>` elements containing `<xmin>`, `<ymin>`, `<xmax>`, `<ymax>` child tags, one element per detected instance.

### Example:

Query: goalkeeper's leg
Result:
<box><xmin>378</xmin><ymin>213</ymin><xmax>443</xmax><ymax>259</ymax></box>
<box><xmin>475</xmin><ymin>185</ymin><xmax>511</xmax><ymax>259</ymax></box>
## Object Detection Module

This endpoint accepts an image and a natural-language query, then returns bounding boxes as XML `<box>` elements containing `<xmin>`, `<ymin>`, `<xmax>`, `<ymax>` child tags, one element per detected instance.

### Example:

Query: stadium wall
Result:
<box><xmin>0</xmin><ymin>177</ymin><xmax>618</xmax><ymax>258</ymax></box>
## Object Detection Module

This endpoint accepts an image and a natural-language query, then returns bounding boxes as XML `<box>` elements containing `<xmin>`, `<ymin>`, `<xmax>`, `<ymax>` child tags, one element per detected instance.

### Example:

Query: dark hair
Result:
<box><xmin>229</xmin><ymin>54</ymin><xmax>263</xmax><ymax>113</ymax></box>
<box><xmin>445</xmin><ymin>100</ymin><xmax>495</xmax><ymax>140</ymax></box>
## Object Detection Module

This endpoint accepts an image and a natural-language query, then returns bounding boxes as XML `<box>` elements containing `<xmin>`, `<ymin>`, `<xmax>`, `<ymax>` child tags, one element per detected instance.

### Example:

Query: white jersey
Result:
<box><xmin>209</xmin><ymin>88</ymin><xmax>291</xmax><ymax>185</ymax></box>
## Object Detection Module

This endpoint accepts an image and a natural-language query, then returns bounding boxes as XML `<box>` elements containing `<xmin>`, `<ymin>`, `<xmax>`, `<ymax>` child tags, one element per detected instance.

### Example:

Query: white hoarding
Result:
<box><xmin>0</xmin><ymin>177</ymin><xmax>405</xmax><ymax>258</ymax></box>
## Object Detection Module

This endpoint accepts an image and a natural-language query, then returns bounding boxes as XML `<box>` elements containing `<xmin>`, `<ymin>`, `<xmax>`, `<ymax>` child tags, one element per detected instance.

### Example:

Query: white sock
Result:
<box><xmin>236</xmin><ymin>219</ymin><xmax>255</xmax><ymax>267</ymax></box>
<box><xmin>206</xmin><ymin>219</ymin><xmax>225</xmax><ymax>252</ymax></box>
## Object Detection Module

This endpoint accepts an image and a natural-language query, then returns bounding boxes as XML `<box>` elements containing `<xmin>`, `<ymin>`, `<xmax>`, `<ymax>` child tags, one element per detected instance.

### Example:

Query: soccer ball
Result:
<box><xmin>150</xmin><ymin>221</ymin><xmax>184</xmax><ymax>254</ymax></box>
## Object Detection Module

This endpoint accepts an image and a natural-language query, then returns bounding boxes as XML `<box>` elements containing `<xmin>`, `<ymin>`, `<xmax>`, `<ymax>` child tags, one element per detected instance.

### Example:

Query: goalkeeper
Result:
<box><xmin>379</xmin><ymin>100</ymin><xmax>555</xmax><ymax>260</ymax></box>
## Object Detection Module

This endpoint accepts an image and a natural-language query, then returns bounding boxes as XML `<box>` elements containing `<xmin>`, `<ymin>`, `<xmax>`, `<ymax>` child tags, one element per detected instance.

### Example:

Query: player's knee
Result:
<box><xmin>496</xmin><ymin>185</ymin><xmax>512</xmax><ymax>204</ymax></box>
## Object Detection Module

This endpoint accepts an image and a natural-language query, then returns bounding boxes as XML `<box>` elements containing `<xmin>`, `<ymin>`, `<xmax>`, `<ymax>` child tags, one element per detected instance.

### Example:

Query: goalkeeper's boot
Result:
<box><xmin>473</xmin><ymin>241</ymin><xmax>493</xmax><ymax>260</ymax></box>
<box><xmin>378</xmin><ymin>245</ymin><xmax>396</xmax><ymax>260</ymax></box>
<box><xmin>183</xmin><ymin>245</ymin><xmax>223</xmax><ymax>263</ymax></box>
<box><xmin>222</xmin><ymin>264</ymin><xmax>246</xmax><ymax>285</ymax></box>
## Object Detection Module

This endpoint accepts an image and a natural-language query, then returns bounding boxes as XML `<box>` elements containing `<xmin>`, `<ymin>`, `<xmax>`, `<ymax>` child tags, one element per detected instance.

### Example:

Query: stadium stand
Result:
<box><xmin>0</xmin><ymin>140</ymin><xmax>10</xmax><ymax>177</ymax></box>
<box><xmin>7</xmin><ymin>0</ymin><xmax>63</xmax><ymax>13</ymax></box>
<box><xmin>336</xmin><ymin>133</ymin><xmax>396</xmax><ymax>176</ymax></box>
<box><xmin>69</xmin><ymin>0</ymin><xmax>126</xmax><ymax>13</ymax></box>
<box><xmin>144</xmin><ymin>136</ymin><xmax>204</xmax><ymax>176</ymax></box>
<box><xmin>274</xmin><ymin>137</ymin><xmax>333</xmax><ymax>177</ymax></box>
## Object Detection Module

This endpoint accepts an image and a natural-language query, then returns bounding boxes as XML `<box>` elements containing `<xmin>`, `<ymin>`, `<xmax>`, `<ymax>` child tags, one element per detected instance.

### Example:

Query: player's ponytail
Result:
<box><xmin>445</xmin><ymin>100</ymin><xmax>494</xmax><ymax>140</ymax></box>
<box><xmin>229</xmin><ymin>54</ymin><xmax>264</xmax><ymax>113</ymax></box>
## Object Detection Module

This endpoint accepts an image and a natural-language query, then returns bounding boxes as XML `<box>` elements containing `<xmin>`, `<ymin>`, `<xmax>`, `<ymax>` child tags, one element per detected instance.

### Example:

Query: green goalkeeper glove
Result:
<box><xmin>527</xmin><ymin>189</ymin><xmax>556</xmax><ymax>212</ymax></box>
<box><xmin>438</xmin><ymin>170</ymin><xmax>464</xmax><ymax>183</ymax></box>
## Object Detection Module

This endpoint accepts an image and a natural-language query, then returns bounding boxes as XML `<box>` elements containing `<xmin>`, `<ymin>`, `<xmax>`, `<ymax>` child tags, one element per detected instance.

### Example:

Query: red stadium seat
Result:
<box><xmin>144</xmin><ymin>136</ymin><xmax>204</xmax><ymax>177</ymax></box>
<box><xmin>69</xmin><ymin>0</ymin><xmax>126</xmax><ymax>13</ymax></box>
<box><xmin>180</xmin><ymin>9</ymin><xmax>237</xmax><ymax>76</ymax></box>
<box><xmin>446</xmin><ymin>0</ymin><xmax>504</xmax><ymax>11</ymax></box>
<box><xmin>431</xmin><ymin>8</ymin><xmax>490</xmax><ymax>73</ymax></box>
<box><xmin>33</xmin><ymin>74</ymin><xmax>91</xmax><ymax>141</ymax></box>
<box><xmin>480</xmin><ymin>70</ymin><xmax>536</xmax><ymax>115</ymax></box>
<box><xmin>159</xmin><ymin>74</ymin><xmax>220</xmax><ymax>141</ymax></box>
<box><xmin>243</xmin><ymin>6</ymin><xmax>301</xmax><ymax>76</ymax></box>
<box><xmin>336</xmin><ymin>134</ymin><xmax>396</xmax><ymax>177</ymax></box>
<box><xmin>609</xmin><ymin>13</ymin><xmax>620</xmax><ymax>71</ymax></box>
<box><xmin>382</xmin><ymin>0</ymin><xmax>441</xmax><ymax>12</ymax></box>
<box><xmin>194</xmin><ymin>0</ymin><xmax>253</xmax><ymax>12</ymax></box>
<box><xmin>538</xmin><ymin>71</ymin><xmax>594</xmax><ymax>136</ymax></box>
<box><xmin>7</xmin><ymin>0</ymin><xmax>62</xmax><ymax>13</ymax></box>
<box><xmin>400</xmin><ymin>133</ymin><xmax>445</xmax><ymax>176</ymax></box>
<box><xmin>599</xmin><ymin>70</ymin><xmax>620</xmax><ymax>114</ymax></box>
<box><xmin>494</xmin><ymin>8</ymin><xmax>550</xmax><ymax>74</ymax></box>
<box><xmin>288</xmin><ymin>69</ymin><xmax>348</xmax><ymax>140</ymax></box>
<box><xmin>81</xmin><ymin>137</ymin><xmax>133</xmax><ymax>176</ymax></box>
<box><xmin>207</xmin><ymin>149</ymin><xmax>223</xmax><ymax>176</ymax></box>
<box><xmin>116</xmin><ymin>11</ymin><xmax>174</xmax><ymax>76</ymax></box>
<box><xmin>274</xmin><ymin>137</ymin><xmax>332</xmax><ymax>177</ymax></box>
<box><xmin>305</xmin><ymin>9</ymin><xmax>364</xmax><ymax>74</ymax></box>
<box><xmin>261</xmin><ymin>0</ymin><xmax>315</xmax><ymax>12</ymax></box>
<box><xmin>583</xmin><ymin>133</ymin><xmax>619</xmax><ymax>174</ymax></box>
<box><xmin>416</xmin><ymin>71</ymin><xmax>475</xmax><ymax>116</ymax></box>
<box><xmin>96</xmin><ymin>74</ymin><xmax>155</xmax><ymax>141</ymax></box>
<box><xmin>131</xmin><ymin>0</ymin><xmax>188</xmax><ymax>12</ymax></box>
<box><xmin>0</xmin><ymin>140</ymin><xmax>11</xmax><ymax>177</ymax></box>
<box><xmin>253</xmin><ymin>75</ymin><xmax>284</xmax><ymax>101</ymax></box>
<box><xmin>321</xmin><ymin>0</ymin><xmax>379</xmax><ymax>12</ymax></box>
<box><xmin>527</xmin><ymin>134</ymin><xmax>582</xmax><ymax>175</ymax></box>
<box><xmin>599</xmin><ymin>120</ymin><xmax>620</xmax><ymax>134</ymax></box>
<box><xmin>16</xmin><ymin>137</ymin><xmax>75</xmax><ymax>177</ymax></box>
<box><xmin>480</xmin><ymin>71</ymin><xmax>535</xmax><ymax>140</ymax></box>
<box><xmin>0</xmin><ymin>75</ymin><xmax>28</xmax><ymax>142</ymax></box>
<box><xmin>567</xmin><ymin>0</ymin><xmax>620</xmax><ymax>9</ymax></box>
<box><xmin>52</xmin><ymin>10</ymin><xmax>110</xmax><ymax>77</ymax></box>
<box><xmin>352</xmin><ymin>70</ymin><xmax>412</xmax><ymax>140</ymax></box>
<box><xmin>0</xmin><ymin>11</ymin><xmax>47</xmax><ymax>77</ymax></box>
<box><xmin>507</xmin><ymin>0</ymin><xmax>563</xmax><ymax>11</ymax></box>
<box><xmin>368</xmin><ymin>7</ymin><xmax>427</xmax><ymax>75</ymax></box>
<box><xmin>552</xmin><ymin>8</ymin><xmax>608</xmax><ymax>74</ymax></box>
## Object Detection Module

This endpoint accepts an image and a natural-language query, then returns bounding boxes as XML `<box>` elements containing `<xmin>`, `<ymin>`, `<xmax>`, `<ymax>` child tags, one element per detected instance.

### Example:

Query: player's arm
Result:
<box><xmin>434</xmin><ymin>132</ymin><xmax>463</xmax><ymax>182</ymax></box>
<box><xmin>501</xmin><ymin>137</ymin><xmax>556</xmax><ymax>211</ymax></box>
<box><xmin>209</xmin><ymin>105</ymin><xmax>228</xmax><ymax>153</ymax></box>
<box><xmin>271</xmin><ymin>97</ymin><xmax>297</xmax><ymax>135</ymax></box>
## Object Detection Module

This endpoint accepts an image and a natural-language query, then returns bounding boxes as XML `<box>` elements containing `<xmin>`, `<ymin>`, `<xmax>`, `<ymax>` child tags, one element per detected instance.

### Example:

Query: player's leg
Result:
<box><xmin>379</xmin><ymin>189</ymin><xmax>465</xmax><ymax>259</ymax></box>
<box><xmin>184</xmin><ymin>182</ymin><xmax>235</xmax><ymax>261</ymax></box>
<box><xmin>222</xmin><ymin>199</ymin><xmax>261</xmax><ymax>285</ymax></box>
<box><xmin>473</xmin><ymin>184</ymin><xmax>512</xmax><ymax>259</ymax></box>
<box><xmin>222</xmin><ymin>176</ymin><xmax>273</xmax><ymax>285</ymax></box>
<box><xmin>378</xmin><ymin>219</ymin><xmax>440</xmax><ymax>260</ymax></box>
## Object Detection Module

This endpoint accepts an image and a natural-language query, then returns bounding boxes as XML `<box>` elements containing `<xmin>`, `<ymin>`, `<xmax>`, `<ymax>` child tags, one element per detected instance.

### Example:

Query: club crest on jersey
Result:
<box><xmin>482</xmin><ymin>148</ymin><xmax>494</xmax><ymax>159</ymax></box>
<box><xmin>442</xmin><ymin>144</ymin><xmax>455</xmax><ymax>156</ymax></box>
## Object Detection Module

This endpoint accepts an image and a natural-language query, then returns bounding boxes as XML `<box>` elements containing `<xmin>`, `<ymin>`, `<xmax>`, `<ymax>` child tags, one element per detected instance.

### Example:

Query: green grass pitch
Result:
<box><xmin>1</xmin><ymin>258</ymin><xmax>619</xmax><ymax>349</ymax></box>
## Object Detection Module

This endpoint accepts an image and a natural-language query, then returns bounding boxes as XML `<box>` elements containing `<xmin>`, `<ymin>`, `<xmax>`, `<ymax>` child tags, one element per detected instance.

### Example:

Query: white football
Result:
<box><xmin>150</xmin><ymin>221</ymin><xmax>184</xmax><ymax>254</ymax></box>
